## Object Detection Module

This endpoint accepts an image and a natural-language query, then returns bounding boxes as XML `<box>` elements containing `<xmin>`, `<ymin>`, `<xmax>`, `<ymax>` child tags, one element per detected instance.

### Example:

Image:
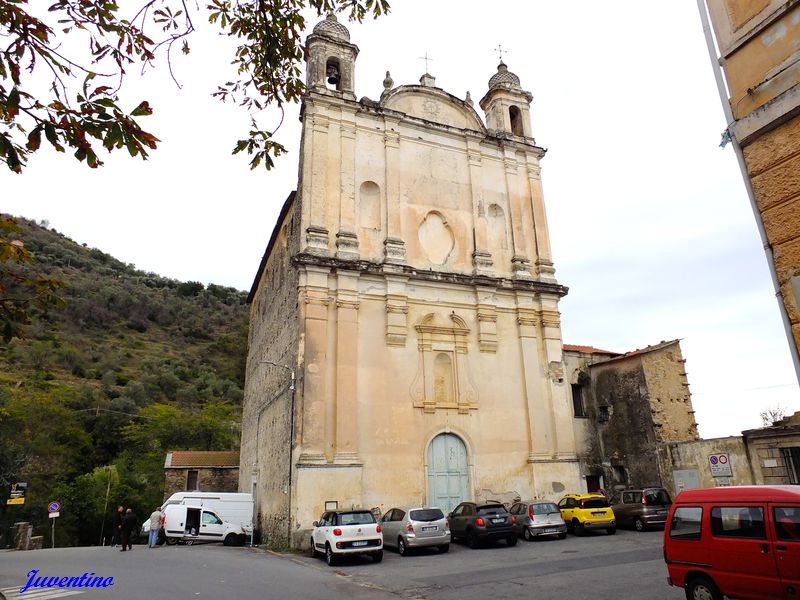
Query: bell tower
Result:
<box><xmin>479</xmin><ymin>63</ymin><xmax>534</xmax><ymax>138</ymax></box>
<box><xmin>305</xmin><ymin>14</ymin><xmax>359</xmax><ymax>99</ymax></box>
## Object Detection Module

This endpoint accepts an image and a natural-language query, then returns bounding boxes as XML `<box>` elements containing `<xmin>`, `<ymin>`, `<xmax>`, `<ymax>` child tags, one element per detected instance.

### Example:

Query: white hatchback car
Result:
<box><xmin>310</xmin><ymin>509</ymin><xmax>383</xmax><ymax>566</ymax></box>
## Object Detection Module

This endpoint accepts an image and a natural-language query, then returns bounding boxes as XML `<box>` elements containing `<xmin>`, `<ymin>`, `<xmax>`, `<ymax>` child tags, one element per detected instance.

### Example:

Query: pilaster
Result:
<box><xmin>334</xmin><ymin>271</ymin><xmax>361</xmax><ymax>464</ymax></box>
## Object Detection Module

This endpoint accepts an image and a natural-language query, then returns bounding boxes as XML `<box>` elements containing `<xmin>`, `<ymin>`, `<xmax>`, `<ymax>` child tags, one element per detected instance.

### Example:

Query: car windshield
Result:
<box><xmin>410</xmin><ymin>509</ymin><xmax>444</xmax><ymax>522</ymax></box>
<box><xmin>337</xmin><ymin>512</ymin><xmax>375</xmax><ymax>525</ymax></box>
<box><xmin>581</xmin><ymin>498</ymin><xmax>609</xmax><ymax>509</ymax></box>
<box><xmin>531</xmin><ymin>503</ymin><xmax>560</xmax><ymax>515</ymax></box>
<box><xmin>644</xmin><ymin>489</ymin><xmax>671</xmax><ymax>506</ymax></box>
<box><xmin>477</xmin><ymin>504</ymin><xmax>506</xmax><ymax>515</ymax></box>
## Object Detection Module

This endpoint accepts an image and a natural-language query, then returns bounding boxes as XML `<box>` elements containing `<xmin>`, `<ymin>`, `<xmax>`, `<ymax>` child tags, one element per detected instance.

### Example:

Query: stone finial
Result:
<box><xmin>383</xmin><ymin>71</ymin><xmax>393</xmax><ymax>91</ymax></box>
<box><xmin>465</xmin><ymin>91</ymin><xmax>473</xmax><ymax>106</ymax></box>
<box><xmin>420</xmin><ymin>73</ymin><xmax>436</xmax><ymax>87</ymax></box>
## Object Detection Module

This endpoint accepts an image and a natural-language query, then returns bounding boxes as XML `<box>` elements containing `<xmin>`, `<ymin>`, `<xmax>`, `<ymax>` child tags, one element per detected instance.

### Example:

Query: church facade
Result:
<box><xmin>240</xmin><ymin>15</ymin><xmax>582</xmax><ymax>546</ymax></box>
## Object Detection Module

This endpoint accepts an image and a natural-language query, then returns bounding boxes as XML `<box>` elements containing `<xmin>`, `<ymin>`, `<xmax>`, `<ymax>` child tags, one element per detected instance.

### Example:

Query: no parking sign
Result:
<box><xmin>708</xmin><ymin>453</ymin><xmax>732</xmax><ymax>477</ymax></box>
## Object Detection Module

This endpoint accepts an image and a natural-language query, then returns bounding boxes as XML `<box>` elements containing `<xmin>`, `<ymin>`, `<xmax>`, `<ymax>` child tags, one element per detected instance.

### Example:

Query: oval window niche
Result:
<box><xmin>418</xmin><ymin>211</ymin><xmax>454</xmax><ymax>265</ymax></box>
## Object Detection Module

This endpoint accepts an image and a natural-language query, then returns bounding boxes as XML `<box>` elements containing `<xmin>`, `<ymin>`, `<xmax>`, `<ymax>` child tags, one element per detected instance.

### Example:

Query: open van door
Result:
<box><xmin>771</xmin><ymin>504</ymin><xmax>800</xmax><ymax>598</ymax></box>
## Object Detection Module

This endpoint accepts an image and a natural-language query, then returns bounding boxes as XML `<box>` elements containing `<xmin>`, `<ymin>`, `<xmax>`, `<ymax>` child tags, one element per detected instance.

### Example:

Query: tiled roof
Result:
<box><xmin>165</xmin><ymin>450</ymin><xmax>240</xmax><ymax>468</ymax></box>
<box><xmin>562</xmin><ymin>344</ymin><xmax>619</xmax><ymax>355</ymax></box>
<box><xmin>591</xmin><ymin>339</ymin><xmax>680</xmax><ymax>366</ymax></box>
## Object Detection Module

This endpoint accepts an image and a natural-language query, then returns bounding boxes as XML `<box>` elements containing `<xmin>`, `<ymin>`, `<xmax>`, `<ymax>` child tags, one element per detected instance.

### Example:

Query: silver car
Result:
<box><xmin>509</xmin><ymin>501</ymin><xmax>568</xmax><ymax>540</ymax></box>
<box><xmin>380</xmin><ymin>506</ymin><xmax>451</xmax><ymax>555</ymax></box>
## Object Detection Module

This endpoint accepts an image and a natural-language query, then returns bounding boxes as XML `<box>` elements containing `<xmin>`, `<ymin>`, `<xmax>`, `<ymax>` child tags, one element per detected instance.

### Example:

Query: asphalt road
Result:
<box><xmin>0</xmin><ymin>528</ymin><xmax>685</xmax><ymax>600</ymax></box>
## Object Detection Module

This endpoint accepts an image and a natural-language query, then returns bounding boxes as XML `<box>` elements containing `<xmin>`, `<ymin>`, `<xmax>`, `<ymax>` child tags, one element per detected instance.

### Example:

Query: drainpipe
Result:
<box><xmin>696</xmin><ymin>0</ymin><xmax>800</xmax><ymax>385</ymax></box>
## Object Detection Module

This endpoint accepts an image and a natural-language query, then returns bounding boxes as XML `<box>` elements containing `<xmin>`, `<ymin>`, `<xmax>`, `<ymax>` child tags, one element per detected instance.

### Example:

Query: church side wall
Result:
<box><xmin>239</xmin><ymin>198</ymin><xmax>301</xmax><ymax>546</ymax></box>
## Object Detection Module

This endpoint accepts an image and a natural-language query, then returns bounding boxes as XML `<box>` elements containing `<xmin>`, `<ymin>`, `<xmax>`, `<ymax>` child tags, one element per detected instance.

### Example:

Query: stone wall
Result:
<box><xmin>163</xmin><ymin>468</ymin><xmax>239</xmax><ymax>500</ymax></box>
<box><xmin>641</xmin><ymin>344</ymin><xmax>698</xmax><ymax>442</ymax></box>
<box><xmin>239</xmin><ymin>194</ymin><xmax>301</xmax><ymax>546</ymax></box>
<box><xmin>744</xmin><ymin>411</ymin><xmax>800</xmax><ymax>485</ymax></box>
<box><xmin>656</xmin><ymin>436</ymin><xmax>753</xmax><ymax>497</ymax></box>
<box><xmin>744</xmin><ymin>113</ymin><xmax>800</xmax><ymax>352</ymax></box>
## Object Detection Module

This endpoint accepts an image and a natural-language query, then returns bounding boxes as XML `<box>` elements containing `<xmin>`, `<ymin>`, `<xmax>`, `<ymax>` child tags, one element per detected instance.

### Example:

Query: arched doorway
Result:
<box><xmin>427</xmin><ymin>433</ymin><xmax>469</xmax><ymax>513</ymax></box>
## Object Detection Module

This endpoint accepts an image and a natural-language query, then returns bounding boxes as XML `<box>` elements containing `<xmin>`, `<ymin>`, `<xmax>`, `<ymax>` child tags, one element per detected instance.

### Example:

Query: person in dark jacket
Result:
<box><xmin>120</xmin><ymin>508</ymin><xmax>137</xmax><ymax>551</ymax></box>
<box><xmin>112</xmin><ymin>506</ymin><xmax>124</xmax><ymax>547</ymax></box>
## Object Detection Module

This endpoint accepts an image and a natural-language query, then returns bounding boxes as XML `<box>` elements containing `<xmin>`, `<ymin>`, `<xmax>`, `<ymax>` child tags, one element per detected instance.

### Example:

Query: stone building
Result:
<box><xmin>743</xmin><ymin>410</ymin><xmax>800</xmax><ymax>485</ymax></box>
<box><xmin>700</xmin><ymin>0</ymin><xmax>800</xmax><ymax>381</ymax></box>
<box><xmin>163</xmin><ymin>451</ymin><xmax>240</xmax><ymax>500</ymax></box>
<box><xmin>240</xmin><ymin>14</ymin><xmax>582</xmax><ymax>546</ymax></box>
<box><xmin>563</xmin><ymin>340</ymin><xmax>699</xmax><ymax>494</ymax></box>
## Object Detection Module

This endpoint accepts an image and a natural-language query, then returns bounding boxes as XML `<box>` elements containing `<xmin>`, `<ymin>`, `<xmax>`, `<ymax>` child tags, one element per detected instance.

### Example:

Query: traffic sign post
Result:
<box><xmin>48</xmin><ymin>501</ymin><xmax>61</xmax><ymax>549</ymax></box>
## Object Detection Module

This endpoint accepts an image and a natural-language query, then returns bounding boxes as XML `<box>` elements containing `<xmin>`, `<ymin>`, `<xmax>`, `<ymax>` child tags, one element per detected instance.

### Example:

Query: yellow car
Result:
<box><xmin>557</xmin><ymin>494</ymin><xmax>616</xmax><ymax>535</ymax></box>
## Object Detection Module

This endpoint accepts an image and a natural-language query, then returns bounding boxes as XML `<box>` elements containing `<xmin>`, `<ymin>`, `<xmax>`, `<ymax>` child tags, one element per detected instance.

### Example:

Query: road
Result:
<box><xmin>0</xmin><ymin>529</ymin><xmax>684</xmax><ymax>600</ymax></box>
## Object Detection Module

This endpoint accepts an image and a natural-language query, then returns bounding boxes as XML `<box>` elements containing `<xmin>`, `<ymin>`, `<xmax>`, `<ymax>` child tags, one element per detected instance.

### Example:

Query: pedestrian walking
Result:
<box><xmin>111</xmin><ymin>506</ymin><xmax>124</xmax><ymax>548</ymax></box>
<box><xmin>120</xmin><ymin>508</ymin><xmax>137</xmax><ymax>551</ymax></box>
<box><xmin>148</xmin><ymin>507</ymin><xmax>163</xmax><ymax>548</ymax></box>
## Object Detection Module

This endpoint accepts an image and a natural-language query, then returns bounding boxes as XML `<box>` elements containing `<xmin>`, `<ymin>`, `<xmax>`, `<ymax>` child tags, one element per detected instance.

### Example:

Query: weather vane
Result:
<box><xmin>419</xmin><ymin>52</ymin><xmax>433</xmax><ymax>74</ymax></box>
<box><xmin>495</xmin><ymin>45</ymin><xmax>508</xmax><ymax>63</ymax></box>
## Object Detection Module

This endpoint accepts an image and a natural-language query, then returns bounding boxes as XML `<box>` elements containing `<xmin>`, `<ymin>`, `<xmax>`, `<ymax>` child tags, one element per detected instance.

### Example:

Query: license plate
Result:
<box><xmin>422</xmin><ymin>526</ymin><xmax>437</xmax><ymax>531</ymax></box>
<box><xmin>491</xmin><ymin>518</ymin><xmax>504</xmax><ymax>524</ymax></box>
<box><xmin>592</xmin><ymin>512</ymin><xmax>605</xmax><ymax>516</ymax></box>
<box><xmin>544</xmin><ymin>528</ymin><xmax>557</xmax><ymax>533</ymax></box>
<box><xmin>351</xmin><ymin>541</ymin><xmax>368</xmax><ymax>547</ymax></box>
<box><xmin>657</xmin><ymin>511</ymin><xmax>667</xmax><ymax>515</ymax></box>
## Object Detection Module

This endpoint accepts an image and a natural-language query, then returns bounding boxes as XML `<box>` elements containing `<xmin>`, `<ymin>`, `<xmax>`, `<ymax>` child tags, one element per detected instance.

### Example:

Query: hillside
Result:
<box><xmin>0</xmin><ymin>216</ymin><xmax>249</xmax><ymax>547</ymax></box>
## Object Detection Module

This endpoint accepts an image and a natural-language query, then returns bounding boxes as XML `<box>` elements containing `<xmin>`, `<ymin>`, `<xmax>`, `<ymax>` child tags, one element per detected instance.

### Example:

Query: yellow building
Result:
<box><xmin>700</xmin><ymin>0</ymin><xmax>800</xmax><ymax>381</ymax></box>
<box><xmin>239</xmin><ymin>15</ymin><xmax>582</xmax><ymax>546</ymax></box>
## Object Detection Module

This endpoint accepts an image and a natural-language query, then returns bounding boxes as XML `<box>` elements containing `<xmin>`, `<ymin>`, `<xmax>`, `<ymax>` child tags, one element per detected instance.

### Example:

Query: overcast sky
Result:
<box><xmin>3</xmin><ymin>1</ymin><xmax>798</xmax><ymax>438</ymax></box>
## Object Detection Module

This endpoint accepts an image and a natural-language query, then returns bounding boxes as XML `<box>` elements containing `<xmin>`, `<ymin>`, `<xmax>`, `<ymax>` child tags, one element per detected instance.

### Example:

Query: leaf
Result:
<box><xmin>26</xmin><ymin>127</ymin><xmax>42</xmax><ymax>152</ymax></box>
<box><xmin>130</xmin><ymin>101</ymin><xmax>152</xmax><ymax>117</ymax></box>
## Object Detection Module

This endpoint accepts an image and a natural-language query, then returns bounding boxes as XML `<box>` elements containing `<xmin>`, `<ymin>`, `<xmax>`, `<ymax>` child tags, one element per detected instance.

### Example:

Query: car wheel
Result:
<box><xmin>523</xmin><ymin>528</ymin><xmax>533</xmax><ymax>542</ymax></box>
<box><xmin>309</xmin><ymin>539</ymin><xmax>317</xmax><ymax>558</ymax></box>
<box><xmin>372</xmin><ymin>550</ymin><xmax>383</xmax><ymax>563</ymax></box>
<box><xmin>224</xmin><ymin>533</ymin><xmax>238</xmax><ymax>547</ymax></box>
<box><xmin>558</xmin><ymin>532</ymin><xmax>567</xmax><ymax>540</ymax></box>
<box><xmin>607</xmin><ymin>527</ymin><xmax>616</xmax><ymax>535</ymax></box>
<box><xmin>438</xmin><ymin>544</ymin><xmax>449</xmax><ymax>553</ymax></box>
<box><xmin>165</xmin><ymin>536</ymin><xmax>178</xmax><ymax>546</ymax></box>
<box><xmin>398</xmin><ymin>537</ymin><xmax>407</xmax><ymax>556</ymax></box>
<box><xmin>467</xmin><ymin>529</ymin><xmax>480</xmax><ymax>549</ymax></box>
<box><xmin>634</xmin><ymin>518</ymin><xmax>646</xmax><ymax>532</ymax></box>
<box><xmin>572</xmin><ymin>520</ymin><xmax>583</xmax><ymax>536</ymax></box>
<box><xmin>685</xmin><ymin>575</ymin><xmax>722</xmax><ymax>600</ymax></box>
<box><xmin>325</xmin><ymin>544</ymin><xmax>337</xmax><ymax>567</ymax></box>
<box><xmin>507</xmin><ymin>535</ymin><xmax>517</xmax><ymax>547</ymax></box>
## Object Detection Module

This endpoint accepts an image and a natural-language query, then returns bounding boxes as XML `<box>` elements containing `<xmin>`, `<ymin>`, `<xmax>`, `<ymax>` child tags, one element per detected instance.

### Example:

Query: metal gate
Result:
<box><xmin>427</xmin><ymin>433</ymin><xmax>469</xmax><ymax>513</ymax></box>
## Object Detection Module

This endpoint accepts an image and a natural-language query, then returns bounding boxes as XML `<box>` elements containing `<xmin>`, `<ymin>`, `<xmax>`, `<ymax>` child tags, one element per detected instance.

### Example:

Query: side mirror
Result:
<box><xmin>312</xmin><ymin>521</ymin><xmax>319</xmax><ymax>527</ymax></box>
<box><xmin>447</xmin><ymin>513</ymin><xmax>453</xmax><ymax>519</ymax></box>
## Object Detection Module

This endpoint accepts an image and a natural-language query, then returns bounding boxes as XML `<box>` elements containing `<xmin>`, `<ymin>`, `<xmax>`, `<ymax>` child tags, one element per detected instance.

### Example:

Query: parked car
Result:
<box><xmin>161</xmin><ymin>504</ymin><xmax>247</xmax><ymax>546</ymax></box>
<box><xmin>509</xmin><ymin>501</ymin><xmax>567</xmax><ymax>540</ymax></box>
<box><xmin>664</xmin><ymin>485</ymin><xmax>800</xmax><ymax>600</ymax></box>
<box><xmin>380</xmin><ymin>506</ymin><xmax>450</xmax><ymax>555</ymax></box>
<box><xmin>558</xmin><ymin>493</ymin><xmax>616</xmax><ymax>535</ymax></box>
<box><xmin>310</xmin><ymin>509</ymin><xmax>383</xmax><ymax>566</ymax></box>
<box><xmin>610</xmin><ymin>487</ymin><xmax>671</xmax><ymax>531</ymax></box>
<box><xmin>448</xmin><ymin>501</ymin><xmax>517</xmax><ymax>548</ymax></box>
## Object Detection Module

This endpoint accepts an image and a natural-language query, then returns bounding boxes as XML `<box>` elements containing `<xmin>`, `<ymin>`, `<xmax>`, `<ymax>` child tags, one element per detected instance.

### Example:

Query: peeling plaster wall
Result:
<box><xmin>239</xmin><ymin>198</ymin><xmax>301</xmax><ymax>544</ymax></box>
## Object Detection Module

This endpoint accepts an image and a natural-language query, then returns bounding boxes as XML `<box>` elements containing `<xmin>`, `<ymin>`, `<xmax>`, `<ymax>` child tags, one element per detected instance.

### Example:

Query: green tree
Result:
<box><xmin>1</xmin><ymin>0</ymin><xmax>390</xmax><ymax>173</ymax></box>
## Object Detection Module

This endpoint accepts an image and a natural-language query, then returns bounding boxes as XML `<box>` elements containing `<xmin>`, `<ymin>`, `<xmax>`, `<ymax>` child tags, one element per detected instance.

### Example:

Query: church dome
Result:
<box><xmin>312</xmin><ymin>14</ymin><xmax>350</xmax><ymax>42</ymax></box>
<box><xmin>488</xmin><ymin>62</ymin><xmax>521</xmax><ymax>90</ymax></box>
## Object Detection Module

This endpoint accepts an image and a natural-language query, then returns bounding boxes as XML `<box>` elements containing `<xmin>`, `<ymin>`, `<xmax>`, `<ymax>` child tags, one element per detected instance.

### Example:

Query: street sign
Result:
<box><xmin>48</xmin><ymin>501</ymin><xmax>61</xmax><ymax>513</ymax></box>
<box><xmin>708</xmin><ymin>453</ymin><xmax>733</xmax><ymax>477</ymax></box>
<box><xmin>6</xmin><ymin>482</ymin><xmax>27</xmax><ymax>506</ymax></box>
<box><xmin>49</xmin><ymin>512</ymin><xmax>60</xmax><ymax>518</ymax></box>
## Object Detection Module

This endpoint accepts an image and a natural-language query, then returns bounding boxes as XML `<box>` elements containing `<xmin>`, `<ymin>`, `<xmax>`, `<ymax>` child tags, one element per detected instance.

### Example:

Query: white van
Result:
<box><xmin>162</xmin><ymin>504</ymin><xmax>247</xmax><ymax>546</ymax></box>
<box><xmin>142</xmin><ymin>492</ymin><xmax>254</xmax><ymax>543</ymax></box>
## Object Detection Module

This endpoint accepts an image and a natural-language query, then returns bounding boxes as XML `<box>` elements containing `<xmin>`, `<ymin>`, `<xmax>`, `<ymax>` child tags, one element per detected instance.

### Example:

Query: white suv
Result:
<box><xmin>310</xmin><ymin>509</ymin><xmax>383</xmax><ymax>565</ymax></box>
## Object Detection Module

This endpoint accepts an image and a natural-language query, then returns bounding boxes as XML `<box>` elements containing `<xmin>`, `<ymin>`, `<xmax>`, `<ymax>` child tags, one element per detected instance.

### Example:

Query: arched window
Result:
<box><xmin>325</xmin><ymin>58</ymin><xmax>341</xmax><ymax>91</ymax></box>
<box><xmin>509</xmin><ymin>105</ymin><xmax>523</xmax><ymax>136</ymax></box>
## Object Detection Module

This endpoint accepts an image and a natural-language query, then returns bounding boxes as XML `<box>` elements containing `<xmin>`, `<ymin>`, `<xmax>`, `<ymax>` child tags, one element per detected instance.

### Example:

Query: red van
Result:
<box><xmin>663</xmin><ymin>485</ymin><xmax>800</xmax><ymax>600</ymax></box>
